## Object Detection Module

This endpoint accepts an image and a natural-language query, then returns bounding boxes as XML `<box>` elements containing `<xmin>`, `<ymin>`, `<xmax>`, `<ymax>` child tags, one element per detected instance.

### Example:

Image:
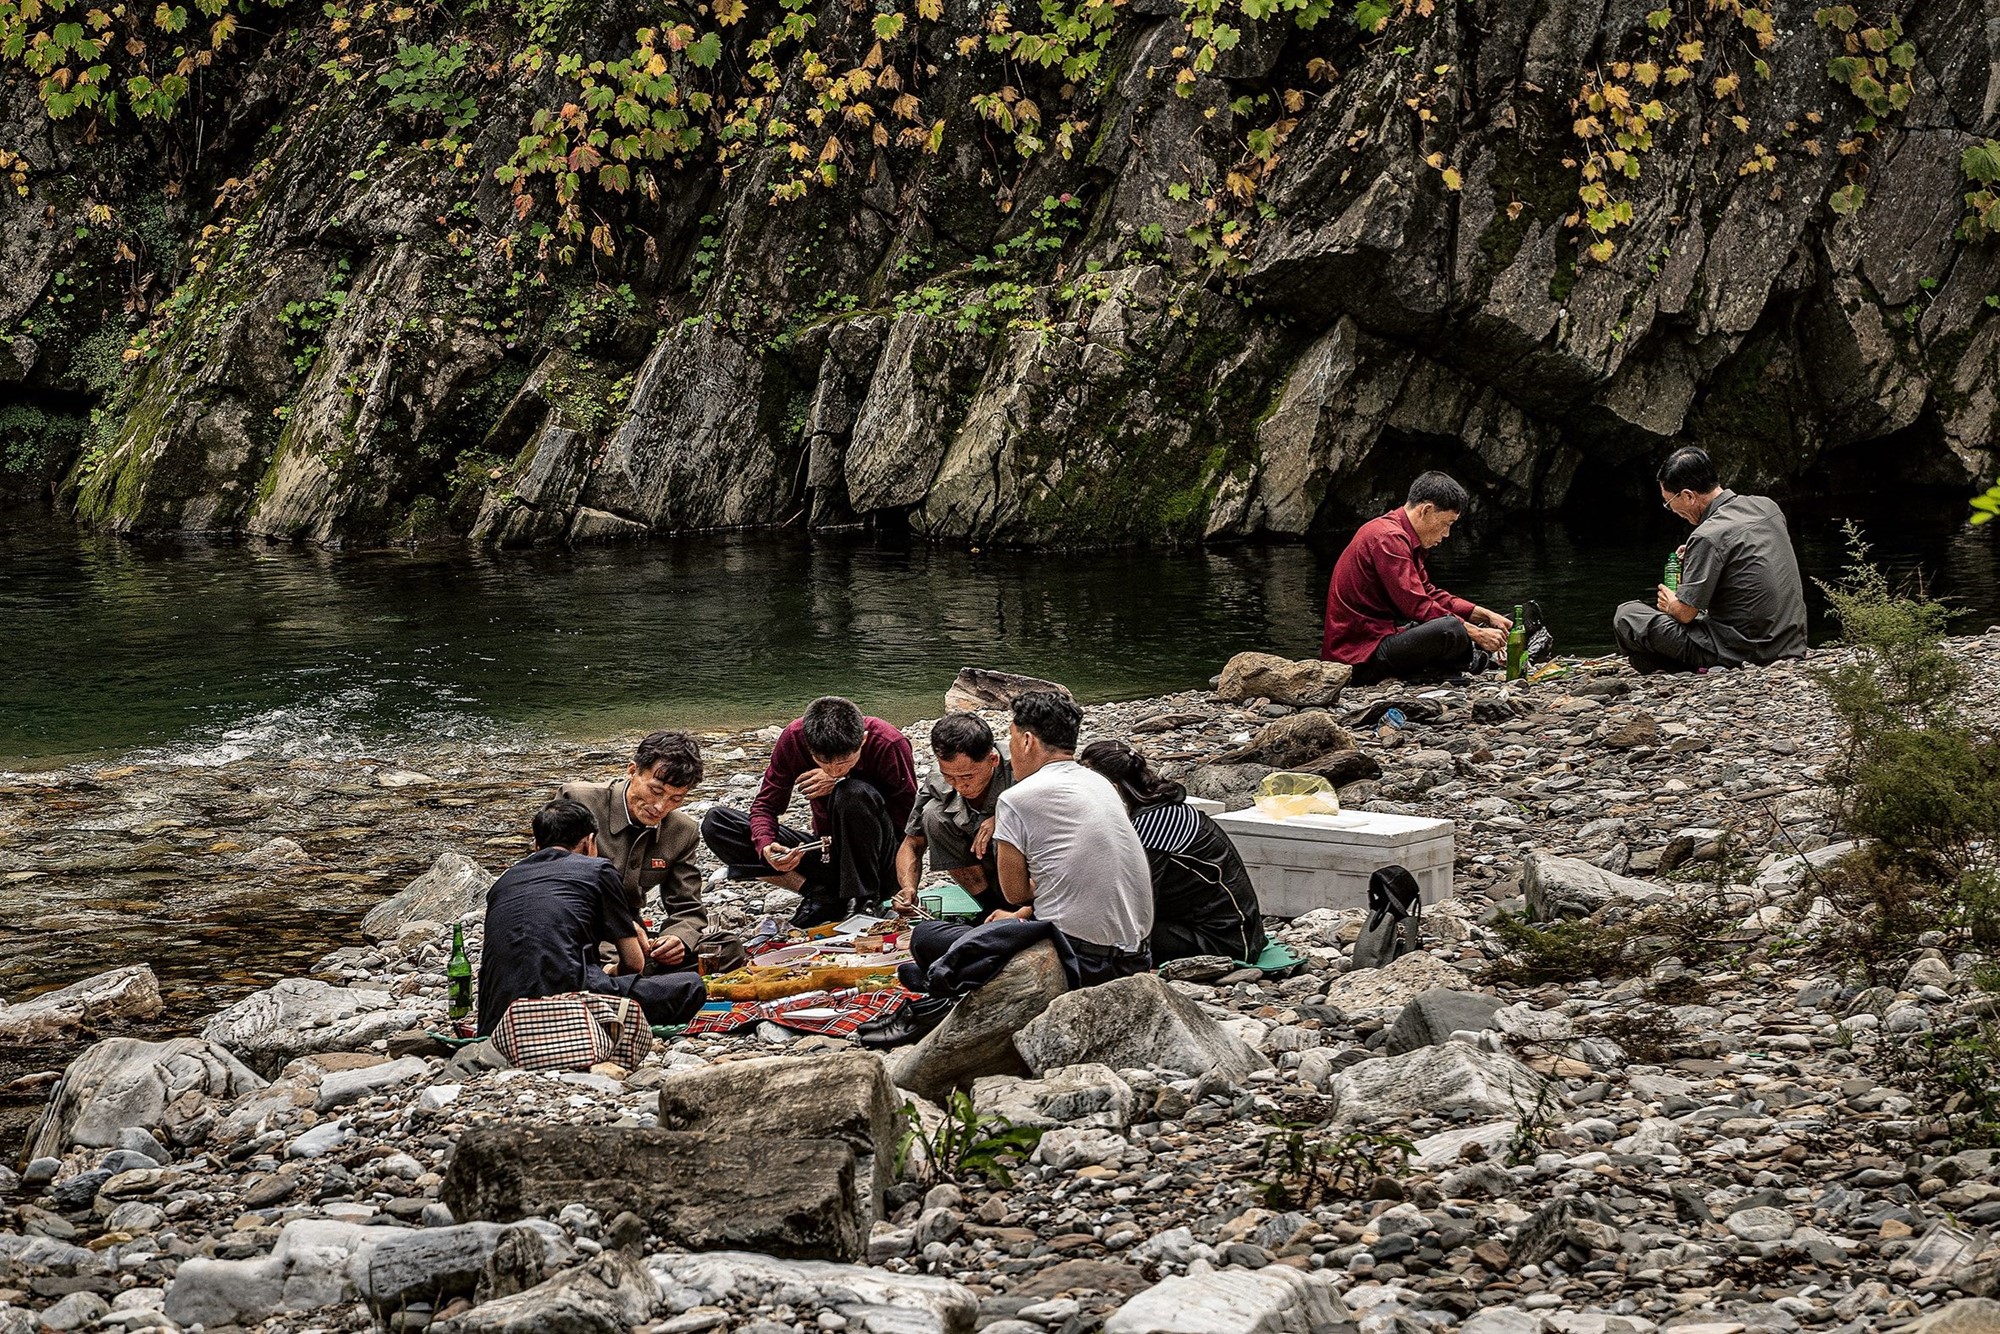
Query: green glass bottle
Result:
<box><xmin>1664</xmin><ymin>550</ymin><xmax>1682</xmax><ymax>592</ymax></box>
<box><xmin>1505</xmin><ymin>604</ymin><xmax>1527</xmax><ymax>681</ymax></box>
<box><xmin>447</xmin><ymin>924</ymin><xmax>472</xmax><ymax>1021</ymax></box>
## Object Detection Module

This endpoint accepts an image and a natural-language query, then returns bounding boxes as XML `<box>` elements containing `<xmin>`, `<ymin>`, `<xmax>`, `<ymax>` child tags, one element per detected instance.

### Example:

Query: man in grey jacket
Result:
<box><xmin>1613</xmin><ymin>447</ymin><xmax>1808</xmax><ymax>673</ymax></box>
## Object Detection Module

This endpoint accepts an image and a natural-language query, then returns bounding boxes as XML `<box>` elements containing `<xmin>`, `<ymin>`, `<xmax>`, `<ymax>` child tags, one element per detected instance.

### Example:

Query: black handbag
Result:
<box><xmin>1351</xmin><ymin>865</ymin><xmax>1424</xmax><ymax>971</ymax></box>
<box><xmin>1523</xmin><ymin>599</ymin><xmax>1555</xmax><ymax>667</ymax></box>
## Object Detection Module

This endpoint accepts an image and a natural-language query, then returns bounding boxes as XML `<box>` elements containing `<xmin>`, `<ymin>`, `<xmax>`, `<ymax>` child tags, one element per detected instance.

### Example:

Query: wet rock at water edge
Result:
<box><xmin>361</xmin><ymin>850</ymin><xmax>493</xmax><ymax>940</ymax></box>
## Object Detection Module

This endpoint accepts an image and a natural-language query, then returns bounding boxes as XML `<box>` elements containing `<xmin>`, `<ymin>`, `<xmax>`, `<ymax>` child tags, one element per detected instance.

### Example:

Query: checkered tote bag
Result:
<box><xmin>493</xmin><ymin>993</ymin><xmax>650</xmax><ymax>1071</ymax></box>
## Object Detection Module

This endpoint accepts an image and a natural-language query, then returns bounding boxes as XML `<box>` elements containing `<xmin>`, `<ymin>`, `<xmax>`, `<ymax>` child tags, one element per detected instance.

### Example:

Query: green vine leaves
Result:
<box><xmin>1961</xmin><ymin>139</ymin><xmax>2000</xmax><ymax>242</ymax></box>
<box><xmin>1810</xmin><ymin>4</ymin><xmax>1917</xmax><ymax>221</ymax></box>
<box><xmin>1566</xmin><ymin>0</ymin><xmax>1777</xmax><ymax>265</ymax></box>
<box><xmin>0</xmin><ymin>0</ymin><xmax>278</xmax><ymax>122</ymax></box>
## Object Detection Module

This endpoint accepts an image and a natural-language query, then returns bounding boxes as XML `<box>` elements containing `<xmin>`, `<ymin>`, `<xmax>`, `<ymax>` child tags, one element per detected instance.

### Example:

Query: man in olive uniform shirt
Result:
<box><xmin>1612</xmin><ymin>447</ymin><xmax>1808</xmax><ymax>673</ymax></box>
<box><xmin>893</xmin><ymin>712</ymin><xmax>1014</xmax><ymax>919</ymax></box>
<box><xmin>561</xmin><ymin>730</ymin><xmax>716</xmax><ymax>971</ymax></box>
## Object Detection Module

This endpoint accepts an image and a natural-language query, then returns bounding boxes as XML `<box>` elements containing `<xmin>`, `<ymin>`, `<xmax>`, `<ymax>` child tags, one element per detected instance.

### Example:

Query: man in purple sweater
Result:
<box><xmin>700</xmin><ymin>696</ymin><xmax>918</xmax><ymax>926</ymax></box>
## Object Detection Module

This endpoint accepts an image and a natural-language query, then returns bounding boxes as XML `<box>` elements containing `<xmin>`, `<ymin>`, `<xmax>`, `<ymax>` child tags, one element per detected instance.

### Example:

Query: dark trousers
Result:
<box><xmin>1151</xmin><ymin>917</ymin><xmax>1268</xmax><ymax>967</ymax></box>
<box><xmin>1612</xmin><ymin>601</ymin><xmax>1724</xmax><ymax>674</ymax></box>
<box><xmin>1352</xmin><ymin>616</ymin><xmax>1481</xmax><ymax>686</ymax></box>
<box><xmin>585</xmin><ymin>969</ymin><xmax>707</xmax><ymax>1027</ymax></box>
<box><xmin>910</xmin><ymin>919</ymin><xmax>1150</xmax><ymax>990</ymax></box>
<box><xmin>700</xmin><ymin>778</ymin><xmax>898</xmax><ymax>926</ymax></box>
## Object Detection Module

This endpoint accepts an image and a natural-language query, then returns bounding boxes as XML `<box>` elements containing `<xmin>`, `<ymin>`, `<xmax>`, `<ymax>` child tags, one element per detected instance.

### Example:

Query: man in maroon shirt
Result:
<box><xmin>1321</xmin><ymin>472</ymin><xmax>1514</xmax><ymax>684</ymax></box>
<box><xmin>700</xmin><ymin>696</ymin><xmax>918</xmax><ymax>925</ymax></box>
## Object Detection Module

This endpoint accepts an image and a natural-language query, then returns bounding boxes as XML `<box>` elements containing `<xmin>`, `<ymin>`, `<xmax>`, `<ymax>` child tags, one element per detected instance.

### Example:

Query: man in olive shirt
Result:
<box><xmin>892</xmin><ymin>713</ymin><xmax>1014</xmax><ymax>919</ymax></box>
<box><xmin>1613</xmin><ymin>447</ymin><xmax>1808</xmax><ymax>673</ymax></box>
<box><xmin>561</xmin><ymin>730</ymin><xmax>714</xmax><ymax>971</ymax></box>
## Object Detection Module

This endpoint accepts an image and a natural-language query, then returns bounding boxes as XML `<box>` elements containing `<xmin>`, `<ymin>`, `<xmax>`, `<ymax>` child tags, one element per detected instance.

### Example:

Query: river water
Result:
<box><xmin>4</xmin><ymin>501</ymin><xmax>1999</xmax><ymax>769</ymax></box>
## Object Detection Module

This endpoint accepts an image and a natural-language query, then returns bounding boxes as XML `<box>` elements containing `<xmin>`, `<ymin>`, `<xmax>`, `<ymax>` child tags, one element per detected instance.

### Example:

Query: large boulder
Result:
<box><xmin>0</xmin><ymin>965</ymin><xmax>163</xmax><ymax>1043</ymax></box>
<box><xmin>655</xmin><ymin>1051</ymin><xmax>898</xmax><ymax>1229</ymax></box>
<box><xmin>1522</xmin><ymin>852</ymin><xmax>1672</xmax><ymax>921</ymax></box>
<box><xmin>361</xmin><ymin>852</ymin><xmax>491</xmax><ymax>941</ymax></box>
<box><xmin>1322</xmin><ymin>953</ymin><xmax>1469</xmax><ymax>1014</ymax></box>
<box><xmin>431</xmin><ymin>1251</ymin><xmax>659</xmax><ymax>1334</ymax></box>
<box><xmin>1215</xmin><ymin>652</ymin><xmax>1352</xmax><ymax>708</ymax></box>
<box><xmin>165</xmin><ymin>1219</ymin><xmax>405</xmax><ymax>1327</ymax></box>
<box><xmin>888</xmin><ymin>941</ymin><xmax>1068</xmax><ymax>1103</ymax></box>
<box><xmin>943</xmin><ymin>668</ymin><xmax>1074</xmax><ymax>713</ymax></box>
<box><xmin>442</xmin><ymin>1125</ymin><xmax>866</xmax><ymax>1262</ymax></box>
<box><xmin>1181</xmin><ymin>763</ymin><xmax>1275</xmax><ymax>812</ymax></box>
<box><xmin>1383</xmin><ymin>988</ymin><xmax>1505</xmax><ymax>1055</ymax></box>
<box><xmin>1213</xmin><ymin>712</ymin><xmax>1358</xmax><ymax>769</ymax></box>
<box><xmin>1014</xmin><ymin>973</ymin><xmax>1271</xmax><ymax>1081</ymax></box>
<box><xmin>1329</xmin><ymin>1044</ymin><xmax>1552</xmax><ymax>1124</ymax></box>
<box><xmin>315</xmin><ymin>1056</ymin><xmax>430</xmax><ymax>1112</ymax></box>
<box><xmin>972</xmin><ymin>1064</ymin><xmax>1136</xmax><ymax>1131</ymax></box>
<box><xmin>1755</xmin><ymin>840</ymin><xmax>1861</xmax><ymax>891</ymax></box>
<box><xmin>356</xmin><ymin>1224</ymin><xmax>568</xmax><ymax>1314</ymax></box>
<box><xmin>27</xmin><ymin>1037</ymin><xmax>266</xmax><ymax>1159</ymax></box>
<box><xmin>201</xmin><ymin>978</ymin><xmax>424</xmax><ymax>1077</ymax></box>
<box><xmin>1103</xmin><ymin>1265</ymin><xmax>1354</xmax><ymax>1333</ymax></box>
<box><xmin>167</xmin><ymin>1219</ymin><xmax>567</xmax><ymax>1327</ymax></box>
<box><xmin>1291</xmin><ymin>749</ymin><xmax>1383</xmax><ymax>788</ymax></box>
<box><xmin>1906</xmin><ymin>1299</ymin><xmax>2000</xmax><ymax>1334</ymax></box>
<box><xmin>649</xmin><ymin>1252</ymin><xmax>979</xmax><ymax>1334</ymax></box>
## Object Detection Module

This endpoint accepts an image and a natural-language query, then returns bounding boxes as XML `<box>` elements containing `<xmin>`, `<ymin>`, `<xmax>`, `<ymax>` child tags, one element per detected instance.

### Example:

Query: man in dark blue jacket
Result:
<box><xmin>476</xmin><ymin>799</ymin><xmax>705</xmax><ymax>1036</ymax></box>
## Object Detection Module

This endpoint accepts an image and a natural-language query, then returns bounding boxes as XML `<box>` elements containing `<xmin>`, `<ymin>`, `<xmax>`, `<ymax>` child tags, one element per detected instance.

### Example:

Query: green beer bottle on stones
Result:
<box><xmin>447</xmin><ymin>924</ymin><xmax>472</xmax><ymax>1020</ymax></box>
<box><xmin>1505</xmin><ymin>604</ymin><xmax>1527</xmax><ymax>681</ymax></box>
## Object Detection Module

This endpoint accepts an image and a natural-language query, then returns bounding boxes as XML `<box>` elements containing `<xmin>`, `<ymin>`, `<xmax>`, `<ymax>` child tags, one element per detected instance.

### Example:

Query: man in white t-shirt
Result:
<box><xmin>986</xmin><ymin>691</ymin><xmax>1155</xmax><ymax>984</ymax></box>
<box><xmin>898</xmin><ymin>691</ymin><xmax>1157</xmax><ymax>993</ymax></box>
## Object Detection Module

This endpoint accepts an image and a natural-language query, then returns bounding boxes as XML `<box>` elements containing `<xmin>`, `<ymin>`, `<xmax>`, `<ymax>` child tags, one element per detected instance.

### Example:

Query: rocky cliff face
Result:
<box><xmin>1</xmin><ymin>0</ymin><xmax>1996</xmax><ymax>546</ymax></box>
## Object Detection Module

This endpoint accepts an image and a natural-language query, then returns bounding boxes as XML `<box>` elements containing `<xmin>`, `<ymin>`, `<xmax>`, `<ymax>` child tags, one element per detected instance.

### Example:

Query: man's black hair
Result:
<box><xmin>634</xmin><ymin>729</ymin><xmax>703</xmax><ymax>787</ymax></box>
<box><xmin>533</xmin><ymin>798</ymin><xmax>596</xmax><ymax>850</ymax></box>
<box><xmin>1012</xmin><ymin>691</ymin><xmax>1081</xmax><ymax>752</ymax></box>
<box><xmin>1657</xmin><ymin>446</ymin><xmax>1720</xmax><ymax>494</ymax></box>
<box><xmin>931</xmin><ymin>712</ymin><xmax>996</xmax><ymax>763</ymax></box>
<box><xmin>801</xmin><ymin>695</ymin><xmax>867</xmax><ymax>760</ymax></box>
<box><xmin>1405</xmin><ymin>470</ymin><xmax>1470</xmax><ymax>513</ymax></box>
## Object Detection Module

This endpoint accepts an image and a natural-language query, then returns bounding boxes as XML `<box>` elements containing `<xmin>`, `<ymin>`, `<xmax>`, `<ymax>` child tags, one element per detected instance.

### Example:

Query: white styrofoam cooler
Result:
<box><xmin>1185</xmin><ymin>796</ymin><xmax>1225</xmax><ymax>815</ymax></box>
<box><xmin>1212</xmin><ymin>808</ymin><xmax>1455</xmax><ymax>917</ymax></box>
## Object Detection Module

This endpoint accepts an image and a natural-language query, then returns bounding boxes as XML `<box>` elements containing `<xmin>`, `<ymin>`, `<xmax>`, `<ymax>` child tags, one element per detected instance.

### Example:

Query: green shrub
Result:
<box><xmin>1483</xmin><ymin>912</ymin><xmax>1634</xmax><ymax>985</ymax></box>
<box><xmin>0</xmin><ymin>403</ymin><xmax>88</xmax><ymax>487</ymax></box>
<box><xmin>1255</xmin><ymin>1097</ymin><xmax>1414</xmax><ymax>1208</ymax></box>
<box><xmin>1817</xmin><ymin>526</ymin><xmax>1999</xmax><ymax>884</ymax></box>
<box><xmin>1806</xmin><ymin>528</ymin><xmax>2000</xmax><ymax>1000</ymax></box>
<box><xmin>893</xmin><ymin>1091</ymin><xmax>1043</xmax><ymax>1186</ymax></box>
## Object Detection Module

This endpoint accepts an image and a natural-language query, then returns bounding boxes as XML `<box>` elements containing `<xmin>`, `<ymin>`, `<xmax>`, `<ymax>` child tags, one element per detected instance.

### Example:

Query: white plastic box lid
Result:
<box><xmin>1212</xmin><ymin>807</ymin><xmax>1454</xmax><ymax>847</ymax></box>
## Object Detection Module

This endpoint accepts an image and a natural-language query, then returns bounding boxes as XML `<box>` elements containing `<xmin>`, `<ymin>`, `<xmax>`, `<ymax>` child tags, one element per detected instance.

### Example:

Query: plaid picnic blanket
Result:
<box><xmin>687</xmin><ymin>987</ymin><xmax>912</xmax><ymax>1038</ymax></box>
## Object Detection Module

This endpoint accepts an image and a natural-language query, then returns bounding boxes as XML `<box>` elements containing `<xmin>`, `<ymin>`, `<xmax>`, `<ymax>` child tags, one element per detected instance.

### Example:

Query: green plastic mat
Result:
<box><xmin>1152</xmin><ymin>941</ymin><xmax>1301</xmax><ymax>978</ymax></box>
<box><xmin>1245</xmin><ymin>940</ymin><xmax>1303</xmax><ymax>974</ymax></box>
<box><xmin>427</xmin><ymin>1031</ymin><xmax>484</xmax><ymax>1049</ymax></box>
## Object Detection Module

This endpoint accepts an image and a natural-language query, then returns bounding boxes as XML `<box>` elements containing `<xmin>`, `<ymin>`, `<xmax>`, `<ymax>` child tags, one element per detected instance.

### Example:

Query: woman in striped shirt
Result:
<box><xmin>1078</xmin><ymin>741</ymin><xmax>1268</xmax><ymax>965</ymax></box>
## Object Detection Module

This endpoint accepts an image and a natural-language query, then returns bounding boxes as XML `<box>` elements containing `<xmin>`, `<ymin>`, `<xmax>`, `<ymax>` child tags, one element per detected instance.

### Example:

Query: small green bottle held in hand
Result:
<box><xmin>1664</xmin><ymin>550</ymin><xmax>1681</xmax><ymax>592</ymax></box>
<box><xmin>1505</xmin><ymin>603</ymin><xmax>1527</xmax><ymax>681</ymax></box>
<box><xmin>447</xmin><ymin>924</ymin><xmax>472</xmax><ymax>1020</ymax></box>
